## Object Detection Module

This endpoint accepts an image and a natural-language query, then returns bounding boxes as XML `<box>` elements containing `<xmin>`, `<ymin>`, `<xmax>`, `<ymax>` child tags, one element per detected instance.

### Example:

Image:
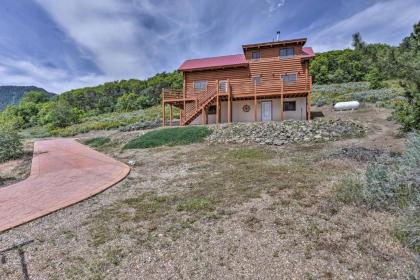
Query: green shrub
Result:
<box><xmin>84</xmin><ymin>137</ymin><xmax>111</xmax><ymax>148</ymax></box>
<box><xmin>42</xmin><ymin>100</ymin><xmax>82</xmax><ymax>129</ymax></box>
<box><xmin>0</xmin><ymin>127</ymin><xmax>24</xmax><ymax>162</ymax></box>
<box><xmin>116</xmin><ymin>92</ymin><xmax>141</xmax><ymax>112</ymax></box>
<box><xmin>337</xmin><ymin>133</ymin><xmax>420</xmax><ymax>251</ymax></box>
<box><xmin>366</xmin><ymin>67</ymin><xmax>384</xmax><ymax>89</ymax></box>
<box><xmin>124</xmin><ymin>126</ymin><xmax>211</xmax><ymax>149</ymax></box>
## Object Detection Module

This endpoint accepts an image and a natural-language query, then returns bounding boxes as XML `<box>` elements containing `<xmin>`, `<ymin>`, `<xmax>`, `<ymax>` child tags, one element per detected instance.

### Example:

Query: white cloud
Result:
<box><xmin>309</xmin><ymin>0</ymin><xmax>420</xmax><ymax>52</ymax></box>
<box><xmin>36</xmin><ymin>0</ymin><xmax>145</xmax><ymax>79</ymax></box>
<box><xmin>0</xmin><ymin>56</ymin><xmax>109</xmax><ymax>93</ymax></box>
<box><xmin>266</xmin><ymin>0</ymin><xmax>286</xmax><ymax>15</ymax></box>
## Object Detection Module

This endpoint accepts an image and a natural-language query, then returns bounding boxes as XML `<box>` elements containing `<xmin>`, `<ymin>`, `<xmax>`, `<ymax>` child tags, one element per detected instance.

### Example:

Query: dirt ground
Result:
<box><xmin>0</xmin><ymin>142</ymin><xmax>33</xmax><ymax>188</ymax></box>
<box><xmin>0</xmin><ymin>105</ymin><xmax>418</xmax><ymax>279</ymax></box>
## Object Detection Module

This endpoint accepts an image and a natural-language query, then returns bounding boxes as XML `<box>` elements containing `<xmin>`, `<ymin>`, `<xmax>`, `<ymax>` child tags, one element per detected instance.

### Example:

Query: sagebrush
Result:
<box><xmin>337</xmin><ymin>133</ymin><xmax>420</xmax><ymax>251</ymax></box>
<box><xmin>0</xmin><ymin>127</ymin><xmax>24</xmax><ymax>162</ymax></box>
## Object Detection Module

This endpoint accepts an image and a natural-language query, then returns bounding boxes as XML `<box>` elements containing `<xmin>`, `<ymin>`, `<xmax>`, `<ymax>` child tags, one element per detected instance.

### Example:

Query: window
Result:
<box><xmin>251</xmin><ymin>51</ymin><xmax>261</xmax><ymax>60</ymax></box>
<box><xmin>283</xmin><ymin>101</ymin><xmax>296</xmax><ymax>111</ymax></box>
<box><xmin>219</xmin><ymin>80</ymin><xmax>227</xmax><ymax>93</ymax></box>
<box><xmin>194</xmin><ymin>81</ymin><xmax>207</xmax><ymax>91</ymax></box>
<box><xmin>280</xmin><ymin>47</ymin><xmax>295</xmax><ymax>58</ymax></box>
<box><xmin>252</xmin><ymin>75</ymin><xmax>261</xmax><ymax>86</ymax></box>
<box><xmin>208</xmin><ymin>105</ymin><xmax>216</xmax><ymax>114</ymax></box>
<box><xmin>283</xmin><ymin>73</ymin><xmax>297</xmax><ymax>84</ymax></box>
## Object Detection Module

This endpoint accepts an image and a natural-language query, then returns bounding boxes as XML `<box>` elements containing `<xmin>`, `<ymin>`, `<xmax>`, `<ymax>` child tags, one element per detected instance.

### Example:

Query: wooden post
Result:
<box><xmin>227</xmin><ymin>79</ymin><xmax>232</xmax><ymax>123</ymax></box>
<box><xmin>216</xmin><ymin>80</ymin><xmax>219</xmax><ymax>124</ymax></box>
<box><xmin>280</xmin><ymin>94</ymin><xmax>284</xmax><ymax>121</ymax></box>
<box><xmin>216</xmin><ymin>95</ymin><xmax>220</xmax><ymax>124</ymax></box>
<box><xmin>201</xmin><ymin>108</ymin><xmax>208</xmax><ymax>125</ymax></box>
<box><xmin>280</xmin><ymin>76</ymin><xmax>284</xmax><ymax>121</ymax></box>
<box><xmin>169</xmin><ymin>104</ymin><xmax>173</xmax><ymax>127</ymax></box>
<box><xmin>183</xmin><ymin>74</ymin><xmax>186</xmax><ymax>125</ymax></box>
<box><xmin>308</xmin><ymin>76</ymin><xmax>312</xmax><ymax>120</ymax></box>
<box><xmin>162</xmin><ymin>89</ymin><xmax>165</xmax><ymax>127</ymax></box>
<box><xmin>305</xmin><ymin>61</ymin><xmax>308</xmax><ymax>91</ymax></box>
<box><xmin>254</xmin><ymin>95</ymin><xmax>257</xmax><ymax>122</ymax></box>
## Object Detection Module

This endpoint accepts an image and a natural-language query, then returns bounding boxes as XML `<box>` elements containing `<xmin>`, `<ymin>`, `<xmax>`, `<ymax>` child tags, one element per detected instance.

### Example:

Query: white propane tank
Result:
<box><xmin>333</xmin><ymin>101</ymin><xmax>360</xmax><ymax>111</ymax></box>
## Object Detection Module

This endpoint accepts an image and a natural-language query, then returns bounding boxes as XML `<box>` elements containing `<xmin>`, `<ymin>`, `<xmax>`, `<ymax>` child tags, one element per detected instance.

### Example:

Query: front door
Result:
<box><xmin>261</xmin><ymin>101</ymin><xmax>272</xmax><ymax>121</ymax></box>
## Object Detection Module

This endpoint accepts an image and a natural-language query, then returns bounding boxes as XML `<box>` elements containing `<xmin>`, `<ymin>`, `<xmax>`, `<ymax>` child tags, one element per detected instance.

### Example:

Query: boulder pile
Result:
<box><xmin>207</xmin><ymin>119</ymin><xmax>366</xmax><ymax>146</ymax></box>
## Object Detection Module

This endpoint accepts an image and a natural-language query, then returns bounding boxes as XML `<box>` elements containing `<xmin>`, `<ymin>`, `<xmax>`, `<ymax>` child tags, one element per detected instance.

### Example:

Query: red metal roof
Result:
<box><xmin>302</xmin><ymin>47</ymin><xmax>315</xmax><ymax>59</ymax></box>
<box><xmin>179</xmin><ymin>54</ymin><xmax>247</xmax><ymax>71</ymax></box>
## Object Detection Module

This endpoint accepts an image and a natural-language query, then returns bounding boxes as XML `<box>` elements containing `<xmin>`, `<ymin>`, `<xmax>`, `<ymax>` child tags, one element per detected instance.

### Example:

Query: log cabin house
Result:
<box><xmin>162</xmin><ymin>38</ymin><xmax>315</xmax><ymax>126</ymax></box>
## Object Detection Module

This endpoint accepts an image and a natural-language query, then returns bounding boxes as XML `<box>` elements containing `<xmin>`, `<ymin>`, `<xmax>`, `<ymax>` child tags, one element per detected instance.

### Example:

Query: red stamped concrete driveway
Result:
<box><xmin>0</xmin><ymin>139</ymin><xmax>130</xmax><ymax>233</ymax></box>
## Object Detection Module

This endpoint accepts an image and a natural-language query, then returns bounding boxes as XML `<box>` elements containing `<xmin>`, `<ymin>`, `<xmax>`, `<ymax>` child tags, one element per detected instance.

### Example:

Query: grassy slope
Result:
<box><xmin>22</xmin><ymin>105</ymin><xmax>180</xmax><ymax>138</ymax></box>
<box><xmin>124</xmin><ymin>126</ymin><xmax>211</xmax><ymax>149</ymax></box>
<box><xmin>312</xmin><ymin>80</ymin><xmax>404</xmax><ymax>107</ymax></box>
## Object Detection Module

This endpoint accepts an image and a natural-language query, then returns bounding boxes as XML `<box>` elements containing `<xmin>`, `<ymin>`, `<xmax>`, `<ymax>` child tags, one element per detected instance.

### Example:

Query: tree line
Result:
<box><xmin>310</xmin><ymin>22</ymin><xmax>419</xmax><ymax>130</ymax></box>
<box><xmin>0</xmin><ymin>71</ymin><xmax>182</xmax><ymax>130</ymax></box>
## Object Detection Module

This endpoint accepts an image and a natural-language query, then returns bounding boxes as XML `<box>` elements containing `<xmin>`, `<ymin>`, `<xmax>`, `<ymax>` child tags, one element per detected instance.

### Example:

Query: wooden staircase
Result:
<box><xmin>180</xmin><ymin>87</ymin><xmax>217</xmax><ymax>125</ymax></box>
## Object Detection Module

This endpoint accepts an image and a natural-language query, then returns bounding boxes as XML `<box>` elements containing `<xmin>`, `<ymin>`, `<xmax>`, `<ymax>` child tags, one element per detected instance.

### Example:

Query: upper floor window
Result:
<box><xmin>283</xmin><ymin>73</ymin><xmax>297</xmax><ymax>84</ymax></box>
<box><xmin>280</xmin><ymin>47</ymin><xmax>295</xmax><ymax>58</ymax></box>
<box><xmin>194</xmin><ymin>81</ymin><xmax>207</xmax><ymax>91</ymax></box>
<box><xmin>219</xmin><ymin>80</ymin><xmax>227</xmax><ymax>93</ymax></box>
<box><xmin>251</xmin><ymin>51</ymin><xmax>261</xmax><ymax>60</ymax></box>
<box><xmin>252</xmin><ymin>75</ymin><xmax>261</xmax><ymax>86</ymax></box>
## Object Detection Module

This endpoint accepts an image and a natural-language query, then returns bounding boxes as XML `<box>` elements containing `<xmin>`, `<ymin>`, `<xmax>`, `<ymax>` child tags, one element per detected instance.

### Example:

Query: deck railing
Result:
<box><xmin>162</xmin><ymin>88</ymin><xmax>183</xmax><ymax>100</ymax></box>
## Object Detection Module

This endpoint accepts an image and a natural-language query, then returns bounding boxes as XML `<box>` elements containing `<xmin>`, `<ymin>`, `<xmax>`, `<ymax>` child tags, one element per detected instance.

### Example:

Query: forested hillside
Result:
<box><xmin>0</xmin><ymin>86</ymin><xmax>54</xmax><ymax>110</ymax></box>
<box><xmin>310</xmin><ymin>22</ymin><xmax>419</xmax><ymax>130</ymax></box>
<box><xmin>0</xmin><ymin>71</ymin><xmax>182</xmax><ymax>132</ymax></box>
<box><xmin>60</xmin><ymin>71</ymin><xmax>182</xmax><ymax>114</ymax></box>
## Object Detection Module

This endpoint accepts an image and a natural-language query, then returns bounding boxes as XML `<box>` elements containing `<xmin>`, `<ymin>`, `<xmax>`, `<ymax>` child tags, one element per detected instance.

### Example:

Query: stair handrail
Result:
<box><xmin>183</xmin><ymin>86</ymin><xmax>217</xmax><ymax>124</ymax></box>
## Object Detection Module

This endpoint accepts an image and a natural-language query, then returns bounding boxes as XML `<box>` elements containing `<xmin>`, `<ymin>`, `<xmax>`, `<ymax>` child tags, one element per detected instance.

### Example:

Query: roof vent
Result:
<box><xmin>276</xmin><ymin>31</ymin><xmax>280</xmax><ymax>41</ymax></box>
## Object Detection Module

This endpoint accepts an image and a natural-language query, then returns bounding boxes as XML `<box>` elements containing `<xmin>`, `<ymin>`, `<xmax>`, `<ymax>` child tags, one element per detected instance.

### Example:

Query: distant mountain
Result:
<box><xmin>0</xmin><ymin>86</ymin><xmax>55</xmax><ymax>110</ymax></box>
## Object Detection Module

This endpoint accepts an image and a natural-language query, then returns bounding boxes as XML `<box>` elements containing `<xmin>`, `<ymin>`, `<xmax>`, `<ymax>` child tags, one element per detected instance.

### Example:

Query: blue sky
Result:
<box><xmin>0</xmin><ymin>0</ymin><xmax>419</xmax><ymax>93</ymax></box>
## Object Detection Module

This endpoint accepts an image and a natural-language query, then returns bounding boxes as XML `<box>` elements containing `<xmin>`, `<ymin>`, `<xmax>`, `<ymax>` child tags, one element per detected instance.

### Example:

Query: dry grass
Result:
<box><xmin>0</xmin><ymin>106</ymin><xmax>418</xmax><ymax>279</ymax></box>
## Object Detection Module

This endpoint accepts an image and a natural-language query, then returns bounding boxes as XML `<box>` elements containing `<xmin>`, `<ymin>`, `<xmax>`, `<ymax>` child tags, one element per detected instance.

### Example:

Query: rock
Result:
<box><xmin>207</xmin><ymin>119</ymin><xmax>366</xmax><ymax>146</ymax></box>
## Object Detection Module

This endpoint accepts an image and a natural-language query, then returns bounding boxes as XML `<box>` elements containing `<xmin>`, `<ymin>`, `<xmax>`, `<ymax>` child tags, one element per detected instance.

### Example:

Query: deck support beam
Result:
<box><xmin>169</xmin><ymin>104</ymin><xmax>173</xmax><ymax>126</ymax></box>
<box><xmin>227</xmin><ymin>79</ymin><xmax>232</xmax><ymax>123</ymax></box>
<box><xmin>162</xmin><ymin>103</ymin><xmax>165</xmax><ymax>127</ymax></box>
<box><xmin>254</xmin><ymin>95</ymin><xmax>257</xmax><ymax>122</ymax></box>
<box><xmin>216</xmin><ymin>95</ymin><xmax>220</xmax><ymax>124</ymax></box>
<box><xmin>201</xmin><ymin>108</ymin><xmax>208</xmax><ymax>125</ymax></box>
<box><xmin>280</xmin><ymin>94</ymin><xmax>284</xmax><ymax>121</ymax></box>
<box><xmin>307</xmin><ymin>76</ymin><xmax>312</xmax><ymax>120</ymax></box>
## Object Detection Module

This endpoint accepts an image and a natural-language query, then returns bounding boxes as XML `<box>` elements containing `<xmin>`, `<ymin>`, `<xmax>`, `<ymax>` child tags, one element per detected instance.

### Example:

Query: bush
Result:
<box><xmin>42</xmin><ymin>100</ymin><xmax>82</xmax><ymax>129</ymax></box>
<box><xmin>124</xmin><ymin>126</ymin><xmax>212</xmax><ymax>149</ymax></box>
<box><xmin>0</xmin><ymin>127</ymin><xmax>24</xmax><ymax>162</ymax></box>
<box><xmin>336</xmin><ymin>133</ymin><xmax>420</xmax><ymax>251</ymax></box>
<box><xmin>116</xmin><ymin>92</ymin><xmax>142</xmax><ymax>112</ymax></box>
<box><xmin>366</xmin><ymin>67</ymin><xmax>384</xmax><ymax>89</ymax></box>
<box><xmin>84</xmin><ymin>137</ymin><xmax>111</xmax><ymax>148</ymax></box>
